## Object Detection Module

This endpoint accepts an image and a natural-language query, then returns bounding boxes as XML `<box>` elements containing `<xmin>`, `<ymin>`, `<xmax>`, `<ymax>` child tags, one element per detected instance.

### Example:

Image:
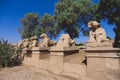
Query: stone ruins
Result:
<box><xmin>56</xmin><ymin>34</ymin><xmax>75</xmax><ymax>47</ymax></box>
<box><xmin>29</xmin><ymin>35</ymin><xmax>38</xmax><ymax>48</ymax></box>
<box><xmin>86</xmin><ymin>21</ymin><xmax>112</xmax><ymax>48</ymax></box>
<box><xmin>39</xmin><ymin>33</ymin><xmax>57</xmax><ymax>48</ymax></box>
<box><xmin>18</xmin><ymin>21</ymin><xmax>120</xmax><ymax>80</ymax></box>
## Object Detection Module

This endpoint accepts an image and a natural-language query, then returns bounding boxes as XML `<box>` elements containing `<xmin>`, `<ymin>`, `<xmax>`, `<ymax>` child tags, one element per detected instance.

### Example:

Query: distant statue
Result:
<box><xmin>23</xmin><ymin>39</ymin><xmax>30</xmax><ymax>48</ymax></box>
<box><xmin>39</xmin><ymin>33</ymin><xmax>57</xmax><ymax>48</ymax></box>
<box><xmin>29</xmin><ymin>36</ymin><xmax>38</xmax><ymax>48</ymax></box>
<box><xmin>56</xmin><ymin>34</ymin><xmax>76</xmax><ymax>47</ymax></box>
<box><xmin>17</xmin><ymin>39</ymin><xmax>30</xmax><ymax>49</ymax></box>
<box><xmin>18</xmin><ymin>36</ymin><xmax>38</xmax><ymax>49</ymax></box>
<box><xmin>87</xmin><ymin>21</ymin><xmax>109</xmax><ymax>43</ymax></box>
<box><xmin>17</xmin><ymin>40</ymin><xmax>24</xmax><ymax>49</ymax></box>
<box><xmin>86</xmin><ymin>21</ymin><xmax>112</xmax><ymax>47</ymax></box>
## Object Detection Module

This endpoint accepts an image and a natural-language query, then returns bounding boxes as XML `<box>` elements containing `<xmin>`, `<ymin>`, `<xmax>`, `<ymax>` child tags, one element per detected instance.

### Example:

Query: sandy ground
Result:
<box><xmin>0</xmin><ymin>50</ymin><xmax>86</xmax><ymax>80</ymax></box>
<box><xmin>0</xmin><ymin>65</ymin><xmax>80</xmax><ymax>80</ymax></box>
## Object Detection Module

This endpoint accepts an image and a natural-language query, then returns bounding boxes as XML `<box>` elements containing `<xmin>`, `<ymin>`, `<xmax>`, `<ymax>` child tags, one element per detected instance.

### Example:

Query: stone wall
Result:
<box><xmin>22</xmin><ymin>47</ymin><xmax>120</xmax><ymax>80</ymax></box>
<box><xmin>84</xmin><ymin>48</ymin><xmax>120</xmax><ymax>80</ymax></box>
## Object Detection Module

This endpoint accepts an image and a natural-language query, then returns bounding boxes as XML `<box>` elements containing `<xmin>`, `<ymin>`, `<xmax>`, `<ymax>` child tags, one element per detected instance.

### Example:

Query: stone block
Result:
<box><xmin>84</xmin><ymin>48</ymin><xmax>120</xmax><ymax>80</ymax></box>
<box><xmin>50</xmin><ymin>52</ymin><xmax>64</xmax><ymax>73</ymax></box>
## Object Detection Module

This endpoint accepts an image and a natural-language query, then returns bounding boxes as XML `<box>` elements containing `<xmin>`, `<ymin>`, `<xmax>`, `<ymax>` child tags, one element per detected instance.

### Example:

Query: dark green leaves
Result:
<box><xmin>55</xmin><ymin>0</ymin><xmax>95</xmax><ymax>38</ymax></box>
<box><xmin>96</xmin><ymin>0</ymin><xmax>120</xmax><ymax>47</ymax></box>
<box><xmin>19</xmin><ymin>13</ymin><xmax>40</xmax><ymax>39</ymax></box>
<box><xmin>0</xmin><ymin>39</ymin><xmax>22</xmax><ymax>67</ymax></box>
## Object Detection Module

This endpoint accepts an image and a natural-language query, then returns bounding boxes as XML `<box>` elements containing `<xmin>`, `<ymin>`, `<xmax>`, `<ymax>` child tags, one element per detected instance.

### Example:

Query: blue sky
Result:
<box><xmin>0</xmin><ymin>0</ymin><xmax>115</xmax><ymax>44</ymax></box>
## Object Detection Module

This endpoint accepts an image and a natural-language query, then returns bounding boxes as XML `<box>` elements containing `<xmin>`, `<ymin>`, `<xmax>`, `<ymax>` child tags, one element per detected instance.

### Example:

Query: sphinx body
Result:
<box><xmin>56</xmin><ymin>34</ymin><xmax>76</xmax><ymax>47</ymax></box>
<box><xmin>87</xmin><ymin>21</ymin><xmax>112</xmax><ymax>47</ymax></box>
<box><xmin>29</xmin><ymin>36</ymin><xmax>38</xmax><ymax>48</ymax></box>
<box><xmin>39</xmin><ymin>33</ymin><xmax>57</xmax><ymax>48</ymax></box>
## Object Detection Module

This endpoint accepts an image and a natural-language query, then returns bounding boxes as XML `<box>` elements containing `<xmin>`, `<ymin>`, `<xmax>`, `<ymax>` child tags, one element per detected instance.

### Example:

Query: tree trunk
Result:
<box><xmin>113</xmin><ymin>23</ymin><xmax>120</xmax><ymax>48</ymax></box>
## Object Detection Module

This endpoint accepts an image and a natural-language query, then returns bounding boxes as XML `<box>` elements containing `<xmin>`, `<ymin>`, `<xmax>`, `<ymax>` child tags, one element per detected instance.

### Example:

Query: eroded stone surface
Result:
<box><xmin>39</xmin><ymin>33</ymin><xmax>57</xmax><ymax>48</ymax></box>
<box><xmin>84</xmin><ymin>48</ymin><xmax>120</xmax><ymax>80</ymax></box>
<box><xmin>29</xmin><ymin>36</ymin><xmax>39</xmax><ymax>48</ymax></box>
<box><xmin>56</xmin><ymin>34</ymin><xmax>75</xmax><ymax>47</ymax></box>
<box><xmin>86</xmin><ymin>21</ymin><xmax>112</xmax><ymax>47</ymax></box>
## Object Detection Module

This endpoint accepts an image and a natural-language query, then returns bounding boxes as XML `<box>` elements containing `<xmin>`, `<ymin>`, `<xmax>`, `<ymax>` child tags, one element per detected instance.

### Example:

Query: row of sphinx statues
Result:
<box><xmin>17</xmin><ymin>33</ymin><xmax>76</xmax><ymax>49</ymax></box>
<box><xmin>17</xmin><ymin>21</ymin><xmax>113</xmax><ymax>49</ymax></box>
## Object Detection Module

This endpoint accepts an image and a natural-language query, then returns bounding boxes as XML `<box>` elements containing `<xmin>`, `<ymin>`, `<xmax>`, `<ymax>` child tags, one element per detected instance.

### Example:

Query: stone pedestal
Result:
<box><xmin>22</xmin><ymin>48</ymin><xmax>32</xmax><ymax>57</ymax></box>
<box><xmin>84</xmin><ymin>48</ymin><xmax>120</xmax><ymax>80</ymax></box>
<box><xmin>32</xmin><ymin>47</ymin><xmax>49</xmax><ymax>59</ymax></box>
<box><xmin>22</xmin><ymin>48</ymin><xmax>32</xmax><ymax>65</ymax></box>
<box><xmin>49</xmin><ymin>47</ymin><xmax>79</xmax><ymax>73</ymax></box>
<box><xmin>23</xmin><ymin>47</ymin><xmax>49</xmax><ymax>66</ymax></box>
<box><xmin>50</xmin><ymin>50</ymin><xmax>64</xmax><ymax>73</ymax></box>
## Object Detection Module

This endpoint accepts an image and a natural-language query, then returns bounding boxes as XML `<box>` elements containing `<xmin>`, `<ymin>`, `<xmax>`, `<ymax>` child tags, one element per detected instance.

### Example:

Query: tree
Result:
<box><xmin>96</xmin><ymin>0</ymin><xmax>120</xmax><ymax>47</ymax></box>
<box><xmin>19</xmin><ymin>13</ymin><xmax>41</xmax><ymax>39</ymax></box>
<box><xmin>18</xmin><ymin>0</ymin><xmax>96</xmax><ymax>40</ymax></box>
<box><xmin>18</xmin><ymin>13</ymin><xmax>60</xmax><ymax>39</ymax></box>
<box><xmin>40</xmin><ymin>13</ymin><xmax>59</xmax><ymax>38</ymax></box>
<box><xmin>54</xmin><ymin>0</ymin><xmax>95</xmax><ymax>39</ymax></box>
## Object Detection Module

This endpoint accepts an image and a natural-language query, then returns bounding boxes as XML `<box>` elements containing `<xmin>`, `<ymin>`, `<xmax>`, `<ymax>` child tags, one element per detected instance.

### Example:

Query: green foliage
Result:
<box><xmin>96</xmin><ymin>0</ymin><xmax>120</xmax><ymax>23</ymax></box>
<box><xmin>19</xmin><ymin>13</ymin><xmax>60</xmax><ymax>39</ymax></box>
<box><xmin>96</xmin><ymin>0</ymin><xmax>120</xmax><ymax>47</ymax></box>
<box><xmin>19</xmin><ymin>13</ymin><xmax>41</xmax><ymax>39</ymax></box>
<box><xmin>0</xmin><ymin>39</ymin><xmax>23</xmax><ymax>67</ymax></box>
<box><xmin>40</xmin><ymin>13</ymin><xmax>59</xmax><ymax>38</ymax></box>
<box><xmin>54</xmin><ymin>0</ymin><xmax>95</xmax><ymax>39</ymax></box>
<box><xmin>76</xmin><ymin>43</ymin><xmax>84</xmax><ymax>46</ymax></box>
<box><xmin>20</xmin><ymin>0</ymin><xmax>120</xmax><ymax>43</ymax></box>
<box><xmin>40</xmin><ymin>13</ymin><xmax>54</xmax><ymax>32</ymax></box>
<box><xmin>18</xmin><ymin>0</ymin><xmax>96</xmax><ymax>39</ymax></box>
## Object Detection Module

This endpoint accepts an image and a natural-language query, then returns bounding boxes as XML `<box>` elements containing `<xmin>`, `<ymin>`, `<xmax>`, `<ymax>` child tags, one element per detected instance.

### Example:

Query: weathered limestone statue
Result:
<box><xmin>17</xmin><ymin>40</ymin><xmax>24</xmax><ymax>48</ymax></box>
<box><xmin>23</xmin><ymin>39</ymin><xmax>30</xmax><ymax>48</ymax></box>
<box><xmin>56</xmin><ymin>34</ymin><xmax>76</xmax><ymax>48</ymax></box>
<box><xmin>17</xmin><ymin>39</ymin><xmax>30</xmax><ymax>49</ymax></box>
<box><xmin>39</xmin><ymin>33</ymin><xmax>57</xmax><ymax>48</ymax></box>
<box><xmin>29</xmin><ymin>36</ymin><xmax>38</xmax><ymax>48</ymax></box>
<box><xmin>86</xmin><ymin>21</ymin><xmax>112</xmax><ymax>47</ymax></box>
